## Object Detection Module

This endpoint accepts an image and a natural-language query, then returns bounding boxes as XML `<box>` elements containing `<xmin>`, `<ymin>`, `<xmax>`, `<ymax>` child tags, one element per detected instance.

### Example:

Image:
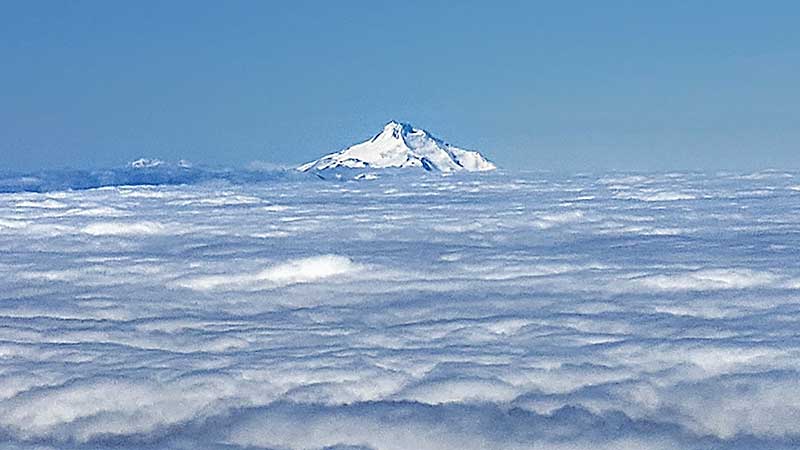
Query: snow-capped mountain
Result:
<box><xmin>297</xmin><ymin>121</ymin><xmax>496</xmax><ymax>173</ymax></box>
<box><xmin>129</xmin><ymin>158</ymin><xmax>165</xmax><ymax>169</ymax></box>
<box><xmin>128</xmin><ymin>158</ymin><xmax>194</xmax><ymax>170</ymax></box>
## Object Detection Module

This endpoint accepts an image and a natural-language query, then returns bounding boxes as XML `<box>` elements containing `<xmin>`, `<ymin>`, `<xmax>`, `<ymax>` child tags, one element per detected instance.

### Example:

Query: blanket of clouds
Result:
<box><xmin>1</xmin><ymin>170</ymin><xmax>800</xmax><ymax>449</ymax></box>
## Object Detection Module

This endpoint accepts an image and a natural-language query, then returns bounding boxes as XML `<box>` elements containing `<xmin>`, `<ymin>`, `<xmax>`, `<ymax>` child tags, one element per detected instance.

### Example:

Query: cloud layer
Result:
<box><xmin>1</xmin><ymin>170</ymin><xmax>800</xmax><ymax>449</ymax></box>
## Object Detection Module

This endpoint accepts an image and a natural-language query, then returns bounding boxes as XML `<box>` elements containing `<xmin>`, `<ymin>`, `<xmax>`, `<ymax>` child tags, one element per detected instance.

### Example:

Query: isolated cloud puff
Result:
<box><xmin>82</xmin><ymin>221</ymin><xmax>168</xmax><ymax>236</ymax></box>
<box><xmin>179</xmin><ymin>254</ymin><xmax>362</xmax><ymax>291</ymax></box>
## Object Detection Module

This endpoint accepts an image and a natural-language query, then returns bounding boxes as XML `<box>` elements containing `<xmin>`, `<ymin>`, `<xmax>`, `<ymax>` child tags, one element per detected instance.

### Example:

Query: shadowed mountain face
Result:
<box><xmin>297</xmin><ymin>121</ymin><xmax>496</xmax><ymax>173</ymax></box>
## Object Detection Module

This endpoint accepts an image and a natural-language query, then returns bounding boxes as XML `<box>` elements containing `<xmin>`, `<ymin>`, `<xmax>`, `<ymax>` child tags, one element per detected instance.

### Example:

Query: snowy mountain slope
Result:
<box><xmin>297</xmin><ymin>121</ymin><xmax>496</xmax><ymax>173</ymax></box>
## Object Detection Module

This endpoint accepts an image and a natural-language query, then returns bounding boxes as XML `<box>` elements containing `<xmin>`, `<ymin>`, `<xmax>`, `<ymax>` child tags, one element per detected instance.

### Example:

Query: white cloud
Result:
<box><xmin>1</xmin><ymin>171</ymin><xmax>800</xmax><ymax>449</ymax></box>
<box><xmin>627</xmin><ymin>268</ymin><xmax>778</xmax><ymax>291</ymax></box>
<box><xmin>82</xmin><ymin>221</ymin><xmax>168</xmax><ymax>236</ymax></box>
<box><xmin>179</xmin><ymin>255</ymin><xmax>362</xmax><ymax>291</ymax></box>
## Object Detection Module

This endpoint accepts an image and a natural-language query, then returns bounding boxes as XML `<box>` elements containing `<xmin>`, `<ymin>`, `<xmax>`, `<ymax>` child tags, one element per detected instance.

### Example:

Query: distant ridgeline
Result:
<box><xmin>1</xmin><ymin>154</ymin><xmax>497</xmax><ymax>193</ymax></box>
<box><xmin>3</xmin><ymin>122</ymin><xmax>497</xmax><ymax>192</ymax></box>
<box><xmin>0</xmin><ymin>159</ymin><xmax>300</xmax><ymax>193</ymax></box>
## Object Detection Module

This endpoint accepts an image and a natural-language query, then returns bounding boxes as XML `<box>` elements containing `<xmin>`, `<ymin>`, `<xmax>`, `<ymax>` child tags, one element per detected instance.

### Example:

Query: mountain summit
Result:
<box><xmin>297</xmin><ymin>121</ymin><xmax>496</xmax><ymax>173</ymax></box>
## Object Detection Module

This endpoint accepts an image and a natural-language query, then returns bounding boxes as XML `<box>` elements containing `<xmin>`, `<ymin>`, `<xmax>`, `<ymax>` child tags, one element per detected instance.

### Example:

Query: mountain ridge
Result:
<box><xmin>297</xmin><ymin>121</ymin><xmax>496</xmax><ymax>173</ymax></box>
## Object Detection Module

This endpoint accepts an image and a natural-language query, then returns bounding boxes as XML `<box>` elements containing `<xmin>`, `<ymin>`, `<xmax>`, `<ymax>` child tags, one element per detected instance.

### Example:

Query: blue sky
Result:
<box><xmin>1</xmin><ymin>1</ymin><xmax>798</xmax><ymax>171</ymax></box>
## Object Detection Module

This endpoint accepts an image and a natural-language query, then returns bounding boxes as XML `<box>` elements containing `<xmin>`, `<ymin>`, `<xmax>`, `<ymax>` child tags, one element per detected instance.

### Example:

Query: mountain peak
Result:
<box><xmin>129</xmin><ymin>158</ymin><xmax>165</xmax><ymax>169</ymax></box>
<box><xmin>383</xmin><ymin>120</ymin><xmax>408</xmax><ymax>129</ymax></box>
<box><xmin>298</xmin><ymin>122</ymin><xmax>496</xmax><ymax>173</ymax></box>
<box><xmin>376</xmin><ymin>121</ymin><xmax>415</xmax><ymax>140</ymax></box>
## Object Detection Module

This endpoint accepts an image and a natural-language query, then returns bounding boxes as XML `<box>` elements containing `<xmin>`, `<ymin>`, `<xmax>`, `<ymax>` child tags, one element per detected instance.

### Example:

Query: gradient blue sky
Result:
<box><xmin>2</xmin><ymin>1</ymin><xmax>798</xmax><ymax>171</ymax></box>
